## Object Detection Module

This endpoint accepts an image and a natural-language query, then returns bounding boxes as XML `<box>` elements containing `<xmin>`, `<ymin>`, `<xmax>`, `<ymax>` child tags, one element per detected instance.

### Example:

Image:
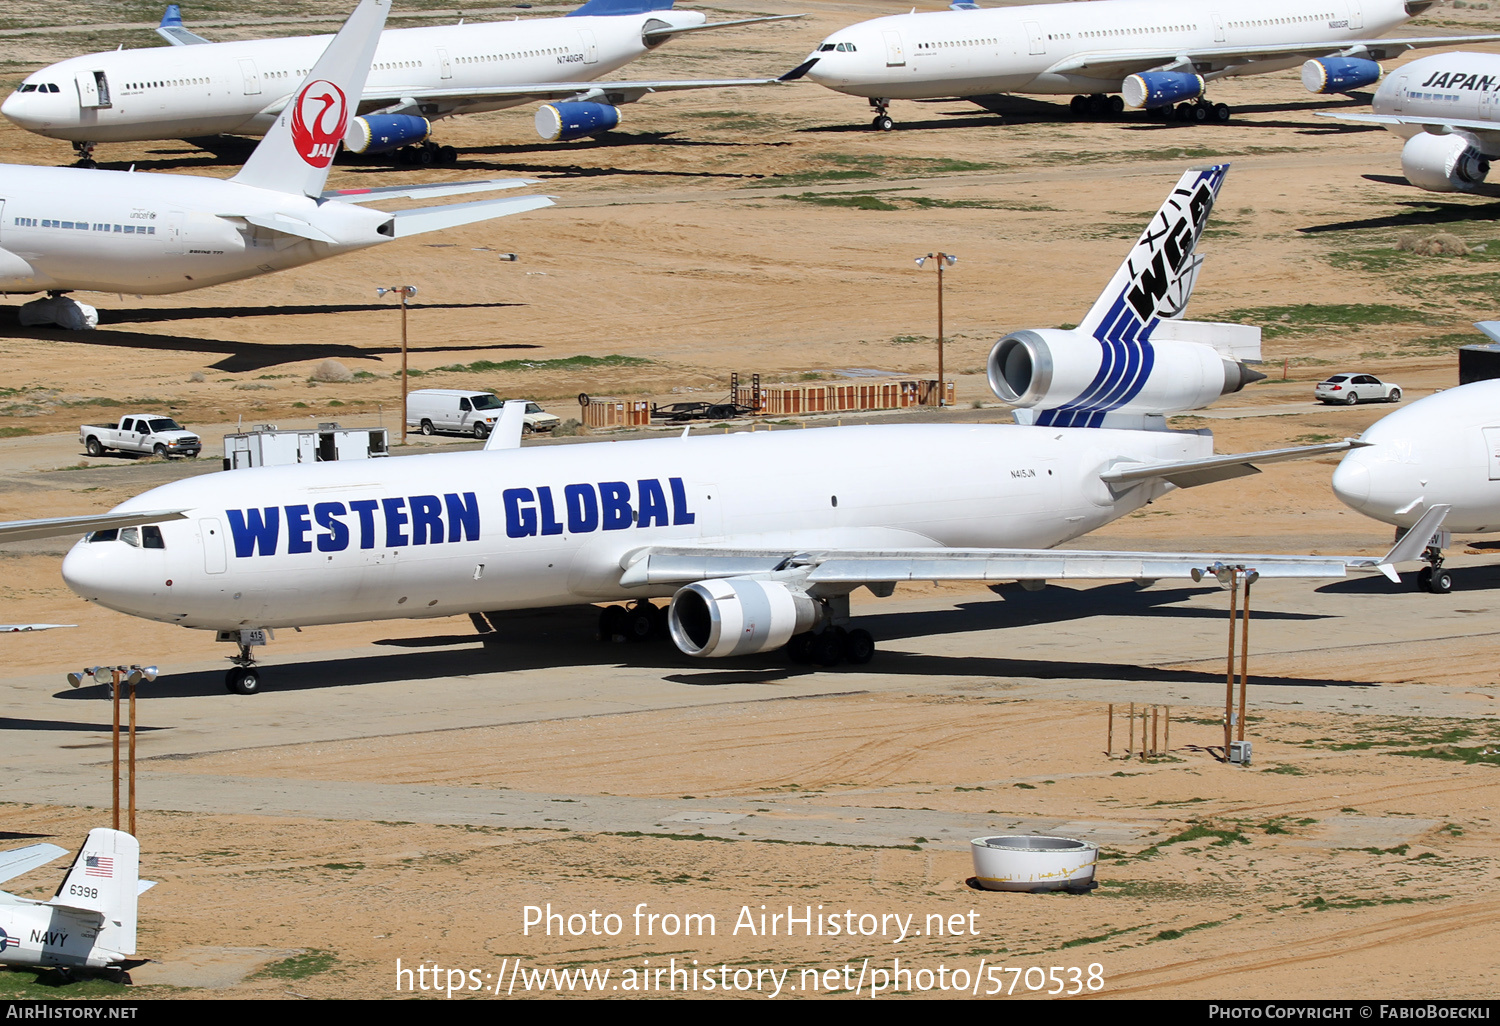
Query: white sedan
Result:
<box><xmin>1315</xmin><ymin>373</ymin><xmax>1401</xmax><ymax>405</ymax></box>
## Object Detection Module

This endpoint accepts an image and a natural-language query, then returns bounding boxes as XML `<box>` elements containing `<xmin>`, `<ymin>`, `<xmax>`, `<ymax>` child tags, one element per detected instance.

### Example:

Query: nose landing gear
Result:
<box><xmin>1416</xmin><ymin>543</ymin><xmax>1453</xmax><ymax>594</ymax></box>
<box><xmin>219</xmin><ymin>629</ymin><xmax>270</xmax><ymax>694</ymax></box>
<box><xmin>71</xmin><ymin>141</ymin><xmax>97</xmax><ymax>169</ymax></box>
<box><xmin>868</xmin><ymin>97</ymin><xmax>894</xmax><ymax>131</ymax></box>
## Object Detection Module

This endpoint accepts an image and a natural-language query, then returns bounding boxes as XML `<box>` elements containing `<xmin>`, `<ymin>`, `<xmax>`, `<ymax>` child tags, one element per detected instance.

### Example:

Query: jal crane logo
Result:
<box><xmin>289</xmin><ymin>79</ymin><xmax>349</xmax><ymax>168</ymax></box>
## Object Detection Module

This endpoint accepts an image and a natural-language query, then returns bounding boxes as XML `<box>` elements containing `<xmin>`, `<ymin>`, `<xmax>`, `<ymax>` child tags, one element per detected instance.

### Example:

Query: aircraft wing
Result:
<box><xmin>1099</xmin><ymin>439</ymin><xmax>1364</xmax><ymax>490</ymax></box>
<box><xmin>359</xmin><ymin>77</ymin><xmax>783</xmax><ymax>112</ymax></box>
<box><xmin>1044</xmin><ymin>34</ymin><xmax>1500</xmax><ymax>82</ymax></box>
<box><xmin>1316</xmin><ymin>110</ymin><xmax>1500</xmax><ymax>143</ymax></box>
<box><xmin>1</xmin><ymin>624</ymin><xmax>74</xmax><ymax>632</ymax></box>
<box><xmin>0</xmin><ymin>508</ymin><xmax>187</xmax><ymax>545</ymax></box>
<box><xmin>385</xmin><ymin>193</ymin><xmax>554</xmax><ymax>238</ymax></box>
<box><xmin>322</xmin><ymin>177</ymin><xmax>539</xmax><ymax>204</ymax></box>
<box><xmin>641</xmin><ymin>13</ymin><xmax>805</xmax><ymax>42</ymax></box>
<box><xmin>0</xmin><ymin>843</ymin><xmax>68</xmax><ymax>888</ymax></box>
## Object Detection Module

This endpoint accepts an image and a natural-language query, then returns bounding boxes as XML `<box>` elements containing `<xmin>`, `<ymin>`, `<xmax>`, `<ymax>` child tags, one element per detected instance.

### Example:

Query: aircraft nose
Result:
<box><xmin>1331</xmin><ymin>455</ymin><xmax>1371</xmax><ymax>510</ymax></box>
<box><xmin>0</xmin><ymin>91</ymin><xmax>30</xmax><ymax>127</ymax></box>
<box><xmin>61</xmin><ymin>539</ymin><xmax>139</xmax><ymax>611</ymax></box>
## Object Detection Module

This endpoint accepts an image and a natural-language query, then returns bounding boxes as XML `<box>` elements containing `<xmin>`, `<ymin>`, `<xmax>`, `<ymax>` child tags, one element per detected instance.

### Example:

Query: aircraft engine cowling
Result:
<box><xmin>1301</xmin><ymin>57</ymin><xmax>1381</xmax><ymax>94</ymax></box>
<box><xmin>1401</xmin><ymin>131</ymin><xmax>1491</xmax><ymax>192</ymax></box>
<box><xmin>535</xmin><ymin>102</ymin><xmax>621</xmax><ymax>142</ymax></box>
<box><xmin>987</xmin><ymin>328</ymin><xmax>1258</xmax><ymax>417</ymax></box>
<box><xmin>668</xmin><ymin>578</ymin><xmax>819</xmax><ymax>658</ymax></box>
<box><xmin>1121</xmin><ymin>71</ymin><xmax>1204</xmax><ymax>109</ymax></box>
<box><xmin>343</xmin><ymin>114</ymin><xmax>431</xmax><ymax>154</ymax></box>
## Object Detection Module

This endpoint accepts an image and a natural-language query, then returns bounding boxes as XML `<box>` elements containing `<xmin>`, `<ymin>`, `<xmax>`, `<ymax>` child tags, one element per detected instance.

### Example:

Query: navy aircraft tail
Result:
<box><xmin>47</xmin><ymin>828</ymin><xmax>146</xmax><ymax>958</ymax></box>
<box><xmin>232</xmin><ymin>0</ymin><xmax>390</xmax><ymax>198</ymax></box>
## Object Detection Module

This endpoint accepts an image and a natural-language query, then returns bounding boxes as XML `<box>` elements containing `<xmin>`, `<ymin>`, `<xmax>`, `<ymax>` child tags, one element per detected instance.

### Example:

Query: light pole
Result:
<box><xmin>914</xmin><ymin>253</ymin><xmax>956</xmax><ymax>406</ymax></box>
<box><xmin>377</xmin><ymin>285</ymin><xmax>418</xmax><ymax>443</ymax></box>
<box><xmin>66</xmin><ymin>664</ymin><xmax>157</xmax><ymax>835</ymax></box>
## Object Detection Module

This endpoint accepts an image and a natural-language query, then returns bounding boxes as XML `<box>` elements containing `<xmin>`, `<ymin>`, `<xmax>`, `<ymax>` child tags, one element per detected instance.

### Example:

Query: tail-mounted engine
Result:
<box><xmin>1401</xmin><ymin>131</ymin><xmax>1491</xmax><ymax>193</ymax></box>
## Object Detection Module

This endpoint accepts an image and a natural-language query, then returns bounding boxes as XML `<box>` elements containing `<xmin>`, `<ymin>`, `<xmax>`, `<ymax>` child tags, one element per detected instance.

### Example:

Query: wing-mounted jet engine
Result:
<box><xmin>987</xmin><ymin>163</ymin><xmax>1265</xmax><ymax>429</ymax></box>
<box><xmin>1400</xmin><ymin>130</ymin><xmax>1491</xmax><ymax>193</ymax></box>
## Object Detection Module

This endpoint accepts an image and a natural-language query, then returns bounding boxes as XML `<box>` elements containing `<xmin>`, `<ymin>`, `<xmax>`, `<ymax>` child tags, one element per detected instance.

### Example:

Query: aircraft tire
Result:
<box><xmin>1175</xmin><ymin>103</ymin><xmax>1194</xmax><ymax>122</ymax></box>
<box><xmin>440</xmin><ymin>145</ymin><xmax>458</xmax><ymax>164</ymax></box>
<box><xmin>1214</xmin><ymin>103</ymin><xmax>1231</xmax><ymax>123</ymax></box>
<box><xmin>1431</xmin><ymin>569</ymin><xmax>1454</xmax><ymax>594</ymax></box>
<box><xmin>845</xmin><ymin>628</ymin><xmax>875</xmax><ymax>665</ymax></box>
<box><xmin>1193</xmin><ymin>102</ymin><xmax>1211</xmax><ymax>123</ymax></box>
<box><xmin>812</xmin><ymin>627</ymin><xmax>847</xmax><ymax>667</ymax></box>
<box><xmin>625</xmin><ymin>602</ymin><xmax>655</xmax><ymax>643</ymax></box>
<box><xmin>873</xmin><ymin>114</ymin><xmax>894</xmax><ymax>132</ymax></box>
<box><xmin>1070</xmin><ymin>94</ymin><xmax>1088</xmax><ymax>114</ymax></box>
<box><xmin>225</xmin><ymin>667</ymin><xmax>260</xmax><ymax>695</ymax></box>
<box><xmin>599</xmin><ymin>604</ymin><xmax>628</xmax><ymax>642</ymax></box>
<box><xmin>787</xmin><ymin>632</ymin><xmax>815</xmax><ymax>664</ymax></box>
<box><xmin>420</xmin><ymin>420</ymin><xmax>435</xmax><ymax>435</ymax></box>
<box><xmin>1417</xmin><ymin>567</ymin><xmax>1433</xmax><ymax>592</ymax></box>
<box><xmin>1108</xmin><ymin>95</ymin><xmax>1124</xmax><ymax>114</ymax></box>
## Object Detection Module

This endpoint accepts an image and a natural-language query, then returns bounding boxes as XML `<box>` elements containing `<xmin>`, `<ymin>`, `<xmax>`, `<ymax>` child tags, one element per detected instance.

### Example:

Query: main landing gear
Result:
<box><xmin>1416</xmin><ymin>542</ymin><xmax>1453</xmax><ymax>594</ymax></box>
<box><xmin>394</xmin><ymin>141</ymin><xmax>458</xmax><ymax>165</ymax></box>
<box><xmin>786</xmin><ymin>625</ymin><xmax>875</xmax><ymax>667</ymax></box>
<box><xmin>71</xmin><ymin>141</ymin><xmax>97</xmax><ymax>168</ymax></box>
<box><xmin>1069</xmin><ymin>95</ymin><xmax>1231</xmax><ymax>123</ymax></box>
<box><xmin>868</xmin><ymin>97</ymin><xmax>894</xmax><ymax>132</ymax></box>
<box><xmin>598</xmin><ymin>599</ymin><xmax>669</xmax><ymax>643</ymax></box>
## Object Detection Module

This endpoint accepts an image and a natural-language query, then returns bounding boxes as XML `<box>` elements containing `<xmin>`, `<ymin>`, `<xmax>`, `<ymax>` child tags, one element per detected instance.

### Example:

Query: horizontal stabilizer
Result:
<box><xmin>2</xmin><ymin>624</ymin><xmax>75</xmax><ymax>633</ymax></box>
<box><xmin>0</xmin><ymin>843</ymin><xmax>68</xmax><ymax>886</ymax></box>
<box><xmin>1149</xmin><ymin>319</ymin><xmax>1261</xmax><ymax>362</ymax></box>
<box><xmin>0</xmin><ymin>508</ymin><xmax>187</xmax><ymax>545</ymax></box>
<box><xmin>387</xmin><ymin>194</ymin><xmax>554</xmax><ymax>239</ymax></box>
<box><xmin>1475</xmin><ymin>321</ymin><xmax>1500</xmax><ymax>345</ymax></box>
<box><xmin>642</xmin><ymin>14</ymin><xmax>806</xmax><ymax>40</ymax></box>
<box><xmin>1100</xmin><ymin>440</ymin><xmax>1362</xmax><ymax>490</ymax></box>
<box><xmin>156</xmin><ymin>5</ymin><xmax>211</xmax><ymax>45</ymax></box>
<box><xmin>241</xmin><ymin>213</ymin><xmax>339</xmax><ymax>244</ymax></box>
<box><xmin>322</xmin><ymin>178</ymin><xmax>538</xmax><ymax>205</ymax></box>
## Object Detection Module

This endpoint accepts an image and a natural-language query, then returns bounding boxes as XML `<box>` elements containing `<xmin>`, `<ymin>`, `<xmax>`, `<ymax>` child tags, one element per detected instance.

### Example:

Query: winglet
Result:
<box><xmin>231</xmin><ymin>0</ymin><xmax>391</xmax><ymax>198</ymax></box>
<box><xmin>1368</xmin><ymin>504</ymin><xmax>1451</xmax><ymax>581</ymax></box>
<box><xmin>484</xmin><ymin>400</ymin><xmax>530</xmax><ymax>451</ymax></box>
<box><xmin>157</xmin><ymin>5</ymin><xmax>211</xmax><ymax>45</ymax></box>
<box><xmin>1474</xmin><ymin>320</ymin><xmax>1500</xmax><ymax>345</ymax></box>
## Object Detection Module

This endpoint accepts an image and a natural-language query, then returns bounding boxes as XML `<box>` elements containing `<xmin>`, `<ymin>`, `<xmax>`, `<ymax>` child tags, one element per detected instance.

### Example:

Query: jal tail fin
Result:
<box><xmin>566</xmin><ymin>0</ymin><xmax>673</xmax><ymax>15</ymax></box>
<box><xmin>1077</xmin><ymin>164</ymin><xmax>1228</xmax><ymax>338</ymax></box>
<box><xmin>48</xmin><ymin>828</ymin><xmax>141</xmax><ymax>956</ymax></box>
<box><xmin>231</xmin><ymin>0</ymin><xmax>390</xmax><ymax>198</ymax></box>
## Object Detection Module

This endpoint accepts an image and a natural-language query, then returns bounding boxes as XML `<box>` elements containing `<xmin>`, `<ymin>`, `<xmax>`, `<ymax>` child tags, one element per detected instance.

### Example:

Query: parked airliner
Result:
<box><xmin>780</xmin><ymin>0</ymin><xmax>1500</xmax><ymax>130</ymax></box>
<box><xmin>0</xmin><ymin>829</ymin><xmax>151</xmax><ymax>974</ymax></box>
<box><xmin>1319</xmin><ymin>51</ymin><xmax>1500</xmax><ymax>192</ymax></box>
<box><xmin>0</xmin><ymin>164</ymin><xmax>1434</xmax><ymax>692</ymax></box>
<box><xmin>1331</xmin><ymin>323</ymin><xmax>1500</xmax><ymax>592</ymax></box>
<box><xmin>0</xmin><ymin>0</ymin><xmax>552</xmax><ymax>327</ymax></box>
<box><xmin>2</xmin><ymin>0</ymin><xmax>800</xmax><ymax>165</ymax></box>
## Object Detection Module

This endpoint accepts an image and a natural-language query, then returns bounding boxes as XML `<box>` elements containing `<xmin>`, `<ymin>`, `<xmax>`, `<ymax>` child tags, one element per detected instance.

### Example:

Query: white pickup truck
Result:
<box><xmin>81</xmin><ymin>415</ymin><xmax>202</xmax><ymax>458</ymax></box>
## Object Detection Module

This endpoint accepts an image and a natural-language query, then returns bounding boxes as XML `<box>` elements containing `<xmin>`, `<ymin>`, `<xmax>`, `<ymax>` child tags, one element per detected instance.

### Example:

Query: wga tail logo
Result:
<box><xmin>289</xmin><ymin>80</ymin><xmax>349</xmax><ymax>168</ymax></box>
<box><xmin>1125</xmin><ymin>176</ymin><xmax>1217</xmax><ymax>322</ymax></box>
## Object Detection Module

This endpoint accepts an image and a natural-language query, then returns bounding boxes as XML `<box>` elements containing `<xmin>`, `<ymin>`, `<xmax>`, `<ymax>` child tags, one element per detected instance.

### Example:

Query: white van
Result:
<box><xmin>406</xmin><ymin>389</ymin><xmax>506</xmax><ymax>438</ymax></box>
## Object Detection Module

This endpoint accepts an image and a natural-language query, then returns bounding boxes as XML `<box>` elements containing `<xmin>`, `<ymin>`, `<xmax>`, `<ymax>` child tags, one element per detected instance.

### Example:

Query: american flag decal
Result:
<box><xmin>84</xmin><ymin>855</ymin><xmax>114</xmax><ymax>878</ymax></box>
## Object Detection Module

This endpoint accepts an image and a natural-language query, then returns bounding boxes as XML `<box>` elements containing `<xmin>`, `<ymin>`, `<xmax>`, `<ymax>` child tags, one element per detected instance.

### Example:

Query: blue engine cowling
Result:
<box><xmin>535</xmin><ymin>102</ymin><xmax>621</xmax><ymax>142</ymax></box>
<box><xmin>344</xmin><ymin>114</ymin><xmax>431</xmax><ymax>154</ymax></box>
<box><xmin>1301</xmin><ymin>57</ymin><xmax>1381</xmax><ymax>94</ymax></box>
<box><xmin>1121</xmin><ymin>71</ymin><xmax>1205</xmax><ymax>109</ymax></box>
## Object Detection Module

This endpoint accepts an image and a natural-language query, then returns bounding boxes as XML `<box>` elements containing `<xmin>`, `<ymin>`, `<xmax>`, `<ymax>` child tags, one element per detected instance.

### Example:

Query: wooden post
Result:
<box><xmin>1165</xmin><ymin>705</ymin><xmax>1171</xmax><ymax>753</ymax></box>
<box><xmin>111</xmin><ymin>668</ymin><xmax>120</xmax><ymax>831</ymax></box>
<box><xmin>1107</xmin><ymin>703</ymin><xmax>1113</xmax><ymax>757</ymax></box>
<box><xmin>1140</xmin><ymin>705</ymin><xmax>1148</xmax><ymax>762</ymax></box>
<box><xmin>1225</xmin><ymin>569</ymin><xmax>1238</xmax><ymax>756</ymax></box>
<box><xmin>1151</xmin><ymin>705</ymin><xmax>1159</xmax><ymax>757</ymax></box>
<box><xmin>1238</xmin><ymin>576</ymin><xmax>1252</xmax><ymax>742</ymax></box>
<box><xmin>1128</xmin><ymin>702</ymin><xmax>1135</xmax><ymax>756</ymax></box>
<box><xmin>128</xmin><ymin>678</ymin><xmax>137</xmax><ymax>837</ymax></box>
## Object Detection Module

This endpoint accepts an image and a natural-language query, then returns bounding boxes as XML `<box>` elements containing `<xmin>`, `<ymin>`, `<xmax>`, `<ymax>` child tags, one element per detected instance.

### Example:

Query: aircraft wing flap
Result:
<box><xmin>1046</xmin><ymin>33</ymin><xmax>1500</xmax><ymax>79</ymax></box>
<box><xmin>0</xmin><ymin>843</ymin><xmax>68</xmax><ymax>886</ymax></box>
<box><xmin>0</xmin><ymin>508</ymin><xmax>187</xmax><ymax>545</ymax></box>
<box><xmin>1100</xmin><ymin>440</ymin><xmax>1363</xmax><ymax>490</ymax></box>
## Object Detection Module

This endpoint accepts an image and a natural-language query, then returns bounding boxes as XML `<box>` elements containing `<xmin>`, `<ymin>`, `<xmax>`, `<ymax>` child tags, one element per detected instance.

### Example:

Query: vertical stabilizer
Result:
<box><xmin>1076</xmin><ymin>164</ymin><xmax>1227</xmax><ymax>336</ymax></box>
<box><xmin>49</xmin><ymin>828</ymin><xmax>141</xmax><ymax>956</ymax></box>
<box><xmin>232</xmin><ymin>0</ymin><xmax>391</xmax><ymax>197</ymax></box>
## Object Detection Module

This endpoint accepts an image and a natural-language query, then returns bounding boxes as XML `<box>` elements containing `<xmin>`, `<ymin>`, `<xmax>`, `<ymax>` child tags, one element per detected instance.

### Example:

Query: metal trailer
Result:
<box><xmin>223</xmin><ymin>423</ymin><xmax>389</xmax><ymax>470</ymax></box>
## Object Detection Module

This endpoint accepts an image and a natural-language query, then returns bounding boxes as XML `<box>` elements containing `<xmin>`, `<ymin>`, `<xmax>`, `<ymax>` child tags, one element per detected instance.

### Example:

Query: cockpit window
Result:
<box><xmin>819</xmin><ymin>43</ymin><xmax>835</xmax><ymax>51</ymax></box>
<box><xmin>835</xmin><ymin>43</ymin><xmax>857</xmax><ymax>52</ymax></box>
<box><xmin>18</xmin><ymin>84</ymin><xmax>37</xmax><ymax>93</ymax></box>
<box><xmin>142</xmin><ymin>525</ymin><xmax>165</xmax><ymax>549</ymax></box>
<box><xmin>45</xmin><ymin>83</ymin><xmax>58</xmax><ymax>93</ymax></box>
<box><xmin>86</xmin><ymin>529</ymin><xmax>118</xmax><ymax>543</ymax></box>
<box><xmin>121</xmin><ymin>527</ymin><xmax>140</xmax><ymax>547</ymax></box>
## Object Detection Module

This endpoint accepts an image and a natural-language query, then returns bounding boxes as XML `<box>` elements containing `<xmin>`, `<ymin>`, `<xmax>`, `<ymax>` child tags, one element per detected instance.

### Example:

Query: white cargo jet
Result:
<box><xmin>1</xmin><ymin>165</ymin><xmax>1432</xmax><ymax>692</ymax></box>
<box><xmin>780</xmin><ymin>0</ymin><xmax>1500</xmax><ymax>130</ymax></box>
<box><xmin>2</xmin><ymin>0</ymin><xmax>800</xmax><ymax>166</ymax></box>
<box><xmin>1330</xmin><ymin>323</ymin><xmax>1500</xmax><ymax>592</ymax></box>
<box><xmin>0</xmin><ymin>829</ymin><xmax>153</xmax><ymax>974</ymax></box>
<box><xmin>1318</xmin><ymin>51</ymin><xmax>1500</xmax><ymax>192</ymax></box>
<box><xmin>0</xmin><ymin>0</ymin><xmax>552</xmax><ymax>328</ymax></box>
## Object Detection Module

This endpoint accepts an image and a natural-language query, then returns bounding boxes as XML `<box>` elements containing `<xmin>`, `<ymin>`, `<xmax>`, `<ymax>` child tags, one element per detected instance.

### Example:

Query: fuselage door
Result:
<box><xmin>1347</xmin><ymin>0</ymin><xmax>1364</xmax><ymax>30</ymax></box>
<box><xmin>1212</xmin><ymin>13</ymin><xmax>1225</xmax><ymax>42</ymax></box>
<box><xmin>200</xmin><ymin>517</ymin><xmax>227</xmax><ymax>574</ymax></box>
<box><xmin>163</xmin><ymin>210</ymin><xmax>185</xmax><ymax>256</ymax></box>
<box><xmin>883</xmin><ymin>30</ymin><xmax>906</xmax><ymax>67</ymax></box>
<box><xmin>1483</xmin><ymin>427</ymin><xmax>1500</xmax><ymax>480</ymax></box>
<box><xmin>75</xmin><ymin>71</ymin><xmax>100</xmax><ymax>109</ymax></box>
<box><xmin>579</xmin><ymin>29</ymin><xmax>599</xmax><ymax>64</ymax></box>
<box><xmin>1024</xmin><ymin>21</ymin><xmax>1045</xmax><ymax>55</ymax></box>
<box><xmin>1393</xmin><ymin>73</ymin><xmax>1407</xmax><ymax>113</ymax></box>
<box><xmin>437</xmin><ymin>47</ymin><xmax>453</xmax><ymax>80</ymax></box>
<box><xmin>238</xmin><ymin>58</ymin><xmax>261</xmax><ymax>96</ymax></box>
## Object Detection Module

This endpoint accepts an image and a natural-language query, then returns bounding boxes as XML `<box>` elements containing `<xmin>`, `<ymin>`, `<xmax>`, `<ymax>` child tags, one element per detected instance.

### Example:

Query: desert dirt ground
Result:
<box><xmin>0</xmin><ymin>0</ymin><xmax>1498</xmax><ymax>1002</ymax></box>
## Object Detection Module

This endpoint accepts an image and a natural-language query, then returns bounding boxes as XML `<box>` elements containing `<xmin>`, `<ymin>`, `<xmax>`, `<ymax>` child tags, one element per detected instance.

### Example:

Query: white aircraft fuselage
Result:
<box><xmin>61</xmin><ymin>424</ymin><xmax>1203</xmax><ymax>631</ymax></box>
<box><xmin>1370</xmin><ymin>50</ymin><xmax>1500</xmax><ymax>138</ymax></box>
<box><xmin>2</xmin><ymin>12</ymin><xmax>706</xmax><ymax>143</ymax></box>
<box><xmin>0</xmin><ymin>165</ymin><xmax>388</xmax><ymax>294</ymax></box>
<box><xmin>803</xmin><ymin>0</ymin><xmax>1408</xmax><ymax>100</ymax></box>
<box><xmin>1333</xmin><ymin>379</ymin><xmax>1500</xmax><ymax>534</ymax></box>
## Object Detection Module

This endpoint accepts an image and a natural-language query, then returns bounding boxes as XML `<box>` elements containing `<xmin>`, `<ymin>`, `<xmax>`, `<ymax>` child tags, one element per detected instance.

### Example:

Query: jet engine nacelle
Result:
<box><xmin>668</xmin><ymin>577</ymin><xmax>819</xmax><ymax>658</ymax></box>
<box><xmin>535</xmin><ymin>102</ymin><xmax>621</xmax><ymax>142</ymax></box>
<box><xmin>1301</xmin><ymin>57</ymin><xmax>1381</xmax><ymax>94</ymax></box>
<box><xmin>344</xmin><ymin>114</ymin><xmax>431</xmax><ymax>154</ymax></box>
<box><xmin>1122</xmin><ymin>71</ymin><xmax>1204</xmax><ymax>109</ymax></box>
<box><xmin>1401</xmin><ymin>130</ymin><xmax>1491</xmax><ymax>192</ymax></box>
<box><xmin>987</xmin><ymin>328</ymin><xmax>1259</xmax><ymax>416</ymax></box>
